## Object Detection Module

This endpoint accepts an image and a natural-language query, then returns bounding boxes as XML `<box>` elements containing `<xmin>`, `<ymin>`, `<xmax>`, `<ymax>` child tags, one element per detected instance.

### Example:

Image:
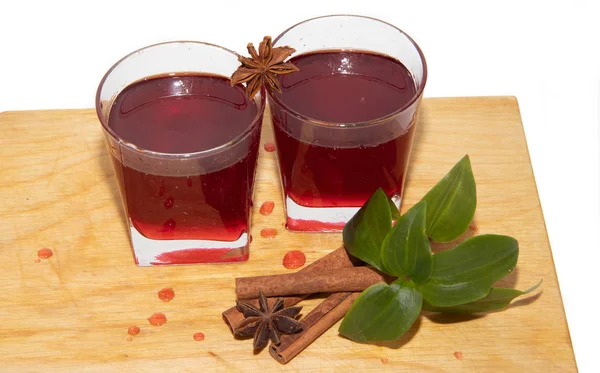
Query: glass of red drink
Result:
<box><xmin>268</xmin><ymin>15</ymin><xmax>427</xmax><ymax>232</ymax></box>
<box><xmin>96</xmin><ymin>42</ymin><xmax>265</xmax><ymax>265</ymax></box>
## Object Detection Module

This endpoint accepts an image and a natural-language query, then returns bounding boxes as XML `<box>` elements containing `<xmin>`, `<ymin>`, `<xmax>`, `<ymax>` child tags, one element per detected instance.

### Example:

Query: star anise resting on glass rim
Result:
<box><xmin>233</xmin><ymin>290</ymin><xmax>303</xmax><ymax>350</ymax></box>
<box><xmin>230</xmin><ymin>36</ymin><xmax>299</xmax><ymax>99</ymax></box>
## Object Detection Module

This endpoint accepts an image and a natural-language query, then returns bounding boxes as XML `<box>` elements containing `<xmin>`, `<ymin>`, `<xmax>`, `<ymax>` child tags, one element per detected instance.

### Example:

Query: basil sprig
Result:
<box><xmin>339</xmin><ymin>155</ymin><xmax>540</xmax><ymax>342</ymax></box>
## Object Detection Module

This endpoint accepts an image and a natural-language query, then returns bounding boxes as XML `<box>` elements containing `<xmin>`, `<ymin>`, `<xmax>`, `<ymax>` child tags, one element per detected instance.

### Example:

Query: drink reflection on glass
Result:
<box><xmin>267</xmin><ymin>15</ymin><xmax>427</xmax><ymax>232</ymax></box>
<box><xmin>96</xmin><ymin>42</ymin><xmax>264</xmax><ymax>265</ymax></box>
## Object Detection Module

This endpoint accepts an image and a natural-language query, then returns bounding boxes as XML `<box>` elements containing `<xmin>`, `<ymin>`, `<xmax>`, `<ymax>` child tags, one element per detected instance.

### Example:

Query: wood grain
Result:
<box><xmin>0</xmin><ymin>97</ymin><xmax>577</xmax><ymax>372</ymax></box>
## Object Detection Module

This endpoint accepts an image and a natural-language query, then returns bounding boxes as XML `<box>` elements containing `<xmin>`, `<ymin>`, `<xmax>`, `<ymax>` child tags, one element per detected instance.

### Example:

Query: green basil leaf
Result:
<box><xmin>421</xmin><ymin>155</ymin><xmax>476</xmax><ymax>242</ymax></box>
<box><xmin>381</xmin><ymin>201</ymin><xmax>432</xmax><ymax>284</ymax></box>
<box><xmin>423</xmin><ymin>280</ymin><xmax>542</xmax><ymax>313</ymax></box>
<box><xmin>339</xmin><ymin>280</ymin><xmax>422</xmax><ymax>342</ymax></box>
<box><xmin>343</xmin><ymin>188</ymin><xmax>392</xmax><ymax>271</ymax></box>
<box><xmin>418</xmin><ymin>235</ymin><xmax>518</xmax><ymax>307</ymax></box>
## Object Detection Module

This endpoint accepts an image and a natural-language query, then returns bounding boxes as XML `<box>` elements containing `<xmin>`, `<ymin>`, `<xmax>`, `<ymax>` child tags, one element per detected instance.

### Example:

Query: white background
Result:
<box><xmin>1</xmin><ymin>0</ymin><xmax>598</xmax><ymax>370</ymax></box>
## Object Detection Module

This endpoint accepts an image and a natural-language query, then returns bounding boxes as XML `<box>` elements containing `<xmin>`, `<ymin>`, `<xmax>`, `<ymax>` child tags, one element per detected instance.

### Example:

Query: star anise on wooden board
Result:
<box><xmin>230</xmin><ymin>36</ymin><xmax>299</xmax><ymax>100</ymax></box>
<box><xmin>233</xmin><ymin>290</ymin><xmax>303</xmax><ymax>350</ymax></box>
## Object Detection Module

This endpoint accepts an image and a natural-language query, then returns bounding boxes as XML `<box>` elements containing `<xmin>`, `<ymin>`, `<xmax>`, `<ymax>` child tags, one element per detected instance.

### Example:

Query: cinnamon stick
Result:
<box><xmin>270</xmin><ymin>292</ymin><xmax>360</xmax><ymax>364</ymax></box>
<box><xmin>223</xmin><ymin>247</ymin><xmax>357</xmax><ymax>332</ymax></box>
<box><xmin>235</xmin><ymin>267</ymin><xmax>388</xmax><ymax>299</ymax></box>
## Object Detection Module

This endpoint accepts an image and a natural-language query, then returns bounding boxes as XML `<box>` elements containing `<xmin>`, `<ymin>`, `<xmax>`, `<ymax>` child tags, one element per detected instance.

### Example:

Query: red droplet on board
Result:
<box><xmin>282</xmin><ymin>250</ymin><xmax>306</xmax><ymax>269</ymax></box>
<box><xmin>37</xmin><ymin>248</ymin><xmax>53</xmax><ymax>259</ymax></box>
<box><xmin>126</xmin><ymin>336</ymin><xmax>133</xmax><ymax>342</ymax></box>
<box><xmin>127</xmin><ymin>326</ymin><xmax>140</xmax><ymax>336</ymax></box>
<box><xmin>260</xmin><ymin>228</ymin><xmax>278</xmax><ymax>239</ymax></box>
<box><xmin>34</xmin><ymin>258</ymin><xmax>41</xmax><ymax>263</ymax></box>
<box><xmin>454</xmin><ymin>351</ymin><xmax>464</xmax><ymax>360</ymax></box>
<box><xmin>263</xmin><ymin>142</ymin><xmax>276</xmax><ymax>152</ymax></box>
<box><xmin>259</xmin><ymin>201</ymin><xmax>275</xmax><ymax>215</ymax></box>
<box><xmin>193</xmin><ymin>332</ymin><xmax>205</xmax><ymax>341</ymax></box>
<box><xmin>147</xmin><ymin>313</ymin><xmax>167</xmax><ymax>326</ymax></box>
<box><xmin>158</xmin><ymin>288</ymin><xmax>175</xmax><ymax>302</ymax></box>
<box><xmin>380</xmin><ymin>357</ymin><xmax>389</xmax><ymax>364</ymax></box>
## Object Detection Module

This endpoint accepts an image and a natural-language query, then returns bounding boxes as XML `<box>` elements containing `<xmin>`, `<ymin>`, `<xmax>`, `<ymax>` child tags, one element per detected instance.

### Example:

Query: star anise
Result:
<box><xmin>230</xmin><ymin>36</ymin><xmax>299</xmax><ymax>100</ymax></box>
<box><xmin>233</xmin><ymin>290</ymin><xmax>303</xmax><ymax>350</ymax></box>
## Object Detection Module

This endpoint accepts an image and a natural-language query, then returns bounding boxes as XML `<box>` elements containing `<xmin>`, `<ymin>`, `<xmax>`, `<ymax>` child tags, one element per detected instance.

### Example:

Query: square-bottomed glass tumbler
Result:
<box><xmin>96</xmin><ymin>42</ymin><xmax>265</xmax><ymax>265</ymax></box>
<box><xmin>267</xmin><ymin>15</ymin><xmax>427</xmax><ymax>232</ymax></box>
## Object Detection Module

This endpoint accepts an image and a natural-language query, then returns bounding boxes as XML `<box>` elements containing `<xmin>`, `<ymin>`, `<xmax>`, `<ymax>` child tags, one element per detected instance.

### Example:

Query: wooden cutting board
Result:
<box><xmin>0</xmin><ymin>97</ymin><xmax>577</xmax><ymax>372</ymax></box>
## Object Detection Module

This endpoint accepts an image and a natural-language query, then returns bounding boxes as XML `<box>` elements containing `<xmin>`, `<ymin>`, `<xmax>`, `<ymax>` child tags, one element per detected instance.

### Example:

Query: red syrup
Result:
<box><xmin>259</xmin><ymin>201</ymin><xmax>275</xmax><ymax>215</ymax></box>
<box><xmin>37</xmin><ymin>248</ymin><xmax>53</xmax><ymax>259</ymax></box>
<box><xmin>193</xmin><ymin>332</ymin><xmax>205</xmax><ymax>341</ymax></box>
<box><xmin>108</xmin><ymin>74</ymin><xmax>261</xmax><ymax>263</ymax></box>
<box><xmin>127</xmin><ymin>326</ymin><xmax>140</xmax><ymax>336</ymax></box>
<box><xmin>282</xmin><ymin>250</ymin><xmax>306</xmax><ymax>269</ymax></box>
<box><xmin>263</xmin><ymin>142</ymin><xmax>276</xmax><ymax>152</ymax></box>
<box><xmin>269</xmin><ymin>51</ymin><xmax>419</xmax><ymax>230</ymax></box>
<box><xmin>260</xmin><ymin>228</ymin><xmax>278</xmax><ymax>239</ymax></box>
<box><xmin>158</xmin><ymin>288</ymin><xmax>175</xmax><ymax>302</ymax></box>
<box><xmin>147</xmin><ymin>313</ymin><xmax>167</xmax><ymax>326</ymax></box>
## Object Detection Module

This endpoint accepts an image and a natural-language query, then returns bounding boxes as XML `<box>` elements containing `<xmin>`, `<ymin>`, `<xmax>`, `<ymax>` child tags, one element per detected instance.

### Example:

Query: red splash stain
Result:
<box><xmin>260</xmin><ymin>228</ymin><xmax>278</xmax><ymax>239</ymax></box>
<box><xmin>158</xmin><ymin>288</ymin><xmax>175</xmax><ymax>302</ymax></box>
<box><xmin>259</xmin><ymin>201</ymin><xmax>275</xmax><ymax>215</ymax></box>
<box><xmin>126</xmin><ymin>336</ymin><xmax>133</xmax><ymax>342</ymax></box>
<box><xmin>282</xmin><ymin>250</ymin><xmax>306</xmax><ymax>269</ymax></box>
<box><xmin>37</xmin><ymin>248</ymin><xmax>53</xmax><ymax>259</ymax></box>
<box><xmin>193</xmin><ymin>332</ymin><xmax>205</xmax><ymax>341</ymax></box>
<box><xmin>127</xmin><ymin>326</ymin><xmax>140</xmax><ymax>336</ymax></box>
<box><xmin>286</xmin><ymin>218</ymin><xmax>345</xmax><ymax>232</ymax></box>
<box><xmin>263</xmin><ymin>142</ymin><xmax>276</xmax><ymax>152</ymax></box>
<box><xmin>152</xmin><ymin>248</ymin><xmax>249</xmax><ymax>265</ymax></box>
<box><xmin>34</xmin><ymin>258</ymin><xmax>41</xmax><ymax>263</ymax></box>
<box><xmin>454</xmin><ymin>351</ymin><xmax>463</xmax><ymax>360</ymax></box>
<box><xmin>147</xmin><ymin>313</ymin><xmax>167</xmax><ymax>326</ymax></box>
<box><xmin>469</xmin><ymin>223</ymin><xmax>479</xmax><ymax>233</ymax></box>
<box><xmin>208</xmin><ymin>351</ymin><xmax>217</xmax><ymax>357</ymax></box>
<box><xmin>380</xmin><ymin>357</ymin><xmax>388</xmax><ymax>364</ymax></box>
<box><xmin>249</xmin><ymin>235</ymin><xmax>253</xmax><ymax>244</ymax></box>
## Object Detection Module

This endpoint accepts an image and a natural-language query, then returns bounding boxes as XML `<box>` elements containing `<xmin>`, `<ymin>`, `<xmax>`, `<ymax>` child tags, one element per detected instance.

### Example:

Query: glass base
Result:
<box><xmin>129</xmin><ymin>221</ymin><xmax>249</xmax><ymax>266</ymax></box>
<box><xmin>284</xmin><ymin>194</ymin><xmax>402</xmax><ymax>232</ymax></box>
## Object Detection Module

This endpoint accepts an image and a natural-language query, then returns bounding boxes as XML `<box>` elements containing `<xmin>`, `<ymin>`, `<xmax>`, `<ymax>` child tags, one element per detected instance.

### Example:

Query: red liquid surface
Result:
<box><xmin>270</xmin><ymin>51</ymin><xmax>418</xmax><ymax>208</ymax></box>
<box><xmin>108</xmin><ymin>75</ymin><xmax>260</xmax><ymax>249</ymax></box>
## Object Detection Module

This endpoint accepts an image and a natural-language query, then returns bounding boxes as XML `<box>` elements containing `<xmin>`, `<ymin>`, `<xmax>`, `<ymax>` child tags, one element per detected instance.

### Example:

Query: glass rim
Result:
<box><xmin>95</xmin><ymin>40</ymin><xmax>266</xmax><ymax>159</ymax></box>
<box><xmin>269</xmin><ymin>14</ymin><xmax>428</xmax><ymax>128</ymax></box>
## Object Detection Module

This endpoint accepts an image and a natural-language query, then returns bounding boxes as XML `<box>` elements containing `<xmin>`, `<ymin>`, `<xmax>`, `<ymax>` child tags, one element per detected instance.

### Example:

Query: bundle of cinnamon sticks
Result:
<box><xmin>222</xmin><ymin>247</ymin><xmax>389</xmax><ymax>364</ymax></box>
